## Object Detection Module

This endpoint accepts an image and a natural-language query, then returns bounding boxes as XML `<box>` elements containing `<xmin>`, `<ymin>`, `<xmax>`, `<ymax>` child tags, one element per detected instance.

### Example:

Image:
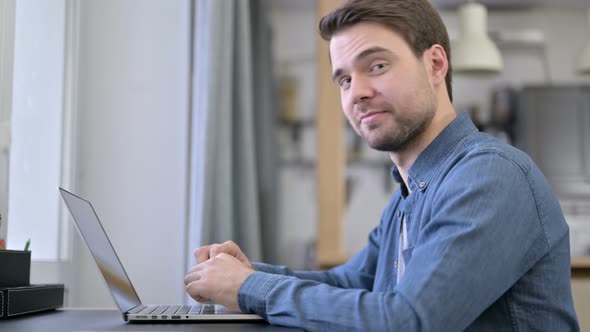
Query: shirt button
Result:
<box><xmin>419</xmin><ymin>181</ymin><xmax>427</xmax><ymax>188</ymax></box>
<box><xmin>394</xmin><ymin>260</ymin><xmax>398</xmax><ymax>268</ymax></box>
<box><xmin>397</xmin><ymin>211</ymin><xmax>402</xmax><ymax>218</ymax></box>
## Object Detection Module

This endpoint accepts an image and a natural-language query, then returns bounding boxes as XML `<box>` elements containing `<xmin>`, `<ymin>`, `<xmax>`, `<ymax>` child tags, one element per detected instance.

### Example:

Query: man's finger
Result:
<box><xmin>183</xmin><ymin>270</ymin><xmax>201</xmax><ymax>286</ymax></box>
<box><xmin>194</xmin><ymin>296</ymin><xmax>209</xmax><ymax>302</ymax></box>
<box><xmin>186</xmin><ymin>281</ymin><xmax>211</xmax><ymax>304</ymax></box>
<box><xmin>210</xmin><ymin>244</ymin><xmax>228</xmax><ymax>257</ymax></box>
<box><xmin>186</xmin><ymin>261</ymin><xmax>205</xmax><ymax>276</ymax></box>
<box><xmin>213</xmin><ymin>253</ymin><xmax>233</xmax><ymax>261</ymax></box>
<box><xmin>210</xmin><ymin>241</ymin><xmax>236</xmax><ymax>257</ymax></box>
<box><xmin>194</xmin><ymin>244</ymin><xmax>217</xmax><ymax>264</ymax></box>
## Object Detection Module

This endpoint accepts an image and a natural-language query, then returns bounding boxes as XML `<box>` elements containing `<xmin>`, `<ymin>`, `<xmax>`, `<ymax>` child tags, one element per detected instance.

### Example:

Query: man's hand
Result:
<box><xmin>184</xmin><ymin>253</ymin><xmax>255</xmax><ymax>312</ymax></box>
<box><xmin>193</xmin><ymin>240</ymin><xmax>252</xmax><ymax>269</ymax></box>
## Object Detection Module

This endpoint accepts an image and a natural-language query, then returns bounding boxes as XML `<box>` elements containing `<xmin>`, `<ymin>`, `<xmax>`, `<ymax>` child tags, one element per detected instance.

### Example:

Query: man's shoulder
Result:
<box><xmin>456</xmin><ymin>131</ymin><xmax>535</xmax><ymax>173</ymax></box>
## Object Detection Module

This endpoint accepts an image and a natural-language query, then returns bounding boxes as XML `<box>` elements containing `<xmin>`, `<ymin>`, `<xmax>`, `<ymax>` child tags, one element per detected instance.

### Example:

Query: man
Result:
<box><xmin>184</xmin><ymin>0</ymin><xmax>579</xmax><ymax>330</ymax></box>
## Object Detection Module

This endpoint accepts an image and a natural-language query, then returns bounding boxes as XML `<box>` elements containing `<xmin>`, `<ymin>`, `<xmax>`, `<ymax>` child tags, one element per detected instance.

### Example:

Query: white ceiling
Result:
<box><xmin>431</xmin><ymin>0</ymin><xmax>590</xmax><ymax>9</ymax></box>
<box><xmin>267</xmin><ymin>0</ymin><xmax>590</xmax><ymax>11</ymax></box>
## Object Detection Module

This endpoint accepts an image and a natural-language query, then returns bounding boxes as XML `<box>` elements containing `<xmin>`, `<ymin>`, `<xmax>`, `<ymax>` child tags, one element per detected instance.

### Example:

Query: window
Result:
<box><xmin>6</xmin><ymin>0</ymin><xmax>72</xmax><ymax>261</ymax></box>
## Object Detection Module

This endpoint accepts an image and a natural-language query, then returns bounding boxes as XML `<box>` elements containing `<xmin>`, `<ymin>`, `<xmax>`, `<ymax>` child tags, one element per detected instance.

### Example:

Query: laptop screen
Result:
<box><xmin>59</xmin><ymin>188</ymin><xmax>142</xmax><ymax>313</ymax></box>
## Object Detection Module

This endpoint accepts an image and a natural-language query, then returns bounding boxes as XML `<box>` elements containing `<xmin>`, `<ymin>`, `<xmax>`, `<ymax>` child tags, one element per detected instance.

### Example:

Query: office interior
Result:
<box><xmin>0</xmin><ymin>0</ymin><xmax>589</xmax><ymax>329</ymax></box>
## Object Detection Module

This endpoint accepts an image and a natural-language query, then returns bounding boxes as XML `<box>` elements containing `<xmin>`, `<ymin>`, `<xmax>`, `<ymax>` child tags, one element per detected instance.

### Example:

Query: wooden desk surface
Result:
<box><xmin>0</xmin><ymin>308</ymin><xmax>302</xmax><ymax>332</ymax></box>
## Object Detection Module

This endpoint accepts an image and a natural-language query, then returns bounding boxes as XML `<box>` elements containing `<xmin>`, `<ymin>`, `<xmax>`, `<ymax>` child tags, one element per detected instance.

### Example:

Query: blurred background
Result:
<box><xmin>0</xmin><ymin>0</ymin><xmax>589</xmax><ymax>329</ymax></box>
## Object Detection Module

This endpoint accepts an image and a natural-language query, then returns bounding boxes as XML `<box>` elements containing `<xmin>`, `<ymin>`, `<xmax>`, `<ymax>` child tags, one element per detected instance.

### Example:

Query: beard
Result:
<box><xmin>361</xmin><ymin>100</ymin><xmax>436</xmax><ymax>152</ymax></box>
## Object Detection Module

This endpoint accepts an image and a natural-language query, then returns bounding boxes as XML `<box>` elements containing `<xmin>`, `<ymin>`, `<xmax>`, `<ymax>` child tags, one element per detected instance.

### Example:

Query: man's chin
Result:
<box><xmin>364</xmin><ymin>129</ymin><xmax>412</xmax><ymax>152</ymax></box>
<box><xmin>366</xmin><ymin>138</ymin><xmax>401</xmax><ymax>152</ymax></box>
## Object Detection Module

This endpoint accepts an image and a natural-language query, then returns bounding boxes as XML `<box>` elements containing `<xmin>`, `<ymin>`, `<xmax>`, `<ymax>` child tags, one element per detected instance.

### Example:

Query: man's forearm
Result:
<box><xmin>252</xmin><ymin>258</ymin><xmax>375</xmax><ymax>289</ymax></box>
<box><xmin>238</xmin><ymin>271</ymin><xmax>420</xmax><ymax>331</ymax></box>
<box><xmin>252</xmin><ymin>262</ymin><xmax>342</xmax><ymax>286</ymax></box>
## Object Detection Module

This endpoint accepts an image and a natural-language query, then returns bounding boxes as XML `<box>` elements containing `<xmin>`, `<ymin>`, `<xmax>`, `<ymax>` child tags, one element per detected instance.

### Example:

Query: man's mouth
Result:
<box><xmin>360</xmin><ymin>111</ymin><xmax>387</xmax><ymax>125</ymax></box>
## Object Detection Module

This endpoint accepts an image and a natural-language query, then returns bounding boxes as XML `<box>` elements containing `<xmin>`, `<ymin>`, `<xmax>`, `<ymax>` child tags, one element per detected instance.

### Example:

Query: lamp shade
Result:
<box><xmin>452</xmin><ymin>2</ymin><xmax>503</xmax><ymax>74</ymax></box>
<box><xmin>577</xmin><ymin>8</ymin><xmax>590</xmax><ymax>74</ymax></box>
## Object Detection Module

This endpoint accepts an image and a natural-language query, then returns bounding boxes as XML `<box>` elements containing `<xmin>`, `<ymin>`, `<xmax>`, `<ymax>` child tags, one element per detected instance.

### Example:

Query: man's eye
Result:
<box><xmin>371</xmin><ymin>63</ymin><xmax>387</xmax><ymax>71</ymax></box>
<box><xmin>339</xmin><ymin>77</ymin><xmax>351</xmax><ymax>88</ymax></box>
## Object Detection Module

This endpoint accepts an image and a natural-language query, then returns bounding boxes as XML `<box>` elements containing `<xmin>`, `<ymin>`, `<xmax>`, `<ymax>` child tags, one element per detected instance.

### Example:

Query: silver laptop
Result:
<box><xmin>59</xmin><ymin>187</ymin><xmax>263</xmax><ymax>322</ymax></box>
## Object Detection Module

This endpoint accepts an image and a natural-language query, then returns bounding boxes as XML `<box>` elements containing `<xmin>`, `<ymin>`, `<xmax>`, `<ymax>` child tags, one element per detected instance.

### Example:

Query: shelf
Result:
<box><xmin>572</xmin><ymin>257</ymin><xmax>590</xmax><ymax>278</ymax></box>
<box><xmin>317</xmin><ymin>255</ymin><xmax>348</xmax><ymax>270</ymax></box>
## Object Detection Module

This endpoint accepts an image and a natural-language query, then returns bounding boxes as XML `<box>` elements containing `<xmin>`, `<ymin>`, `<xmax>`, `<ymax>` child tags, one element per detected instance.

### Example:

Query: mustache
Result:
<box><xmin>357</xmin><ymin>101</ymin><xmax>393</xmax><ymax>113</ymax></box>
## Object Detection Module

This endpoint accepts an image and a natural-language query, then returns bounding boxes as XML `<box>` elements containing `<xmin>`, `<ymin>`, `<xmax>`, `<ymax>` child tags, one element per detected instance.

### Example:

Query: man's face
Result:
<box><xmin>330</xmin><ymin>22</ymin><xmax>437</xmax><ymax>152</ymax></box>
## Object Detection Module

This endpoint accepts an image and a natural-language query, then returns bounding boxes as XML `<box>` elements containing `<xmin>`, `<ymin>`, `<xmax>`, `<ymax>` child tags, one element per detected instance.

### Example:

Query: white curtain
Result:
<box><xmin>187</xmin><ymin>0</ymin><xmax>279</xmax><ymax>273</ymax></box>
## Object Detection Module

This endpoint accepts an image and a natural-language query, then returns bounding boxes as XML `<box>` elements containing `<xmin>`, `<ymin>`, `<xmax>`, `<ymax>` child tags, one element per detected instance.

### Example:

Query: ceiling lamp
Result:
<box><xmin>452</xmin><ymin>1</ymin><xmax>503</xmax><ymax>74</ymax></box>
<box><xmin>577</xmin><ymin>8</ymin><xmax>590</xmax><ymax>74</ymax></box>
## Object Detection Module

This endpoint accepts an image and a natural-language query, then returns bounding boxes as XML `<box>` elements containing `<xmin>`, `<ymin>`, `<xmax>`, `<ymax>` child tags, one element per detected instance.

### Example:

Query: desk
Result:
<box><xmin>0</xmin><ymin>308</ymin><xmax>302</xmax><ymax>332</ymax></box>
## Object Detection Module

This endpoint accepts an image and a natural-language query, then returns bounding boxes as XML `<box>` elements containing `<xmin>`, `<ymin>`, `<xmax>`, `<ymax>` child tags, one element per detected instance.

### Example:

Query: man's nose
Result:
<box><xmin>350</xmin><ymin>76</ymin><xmax>374</xmax><ymax>105</ymax></box>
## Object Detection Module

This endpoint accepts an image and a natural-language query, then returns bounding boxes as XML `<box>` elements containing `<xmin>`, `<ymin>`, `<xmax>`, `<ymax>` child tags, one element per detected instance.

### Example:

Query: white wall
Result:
<box><xmin>70</xmin><ymin>0</ymin><xmax>191</xmax><ymax>307</ymax></box>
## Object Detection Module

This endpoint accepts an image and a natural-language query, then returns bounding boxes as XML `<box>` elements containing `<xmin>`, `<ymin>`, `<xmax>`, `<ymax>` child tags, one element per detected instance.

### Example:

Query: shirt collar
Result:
<box><xmin>390</xmin><ymin>112</ymin><xmax>478</xmax><ymax>194</ymax></box>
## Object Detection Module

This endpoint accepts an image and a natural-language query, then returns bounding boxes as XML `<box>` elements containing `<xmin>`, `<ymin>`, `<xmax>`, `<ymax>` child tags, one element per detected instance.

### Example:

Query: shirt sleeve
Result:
<box><xmin>251</xmin><ymin>220</ymin><xmax>382</xmax><ymax>289</ymax></box>
<box><xmin>238</xmin><ymin>223</ymin><xmax>416</xmax><ymax>331</ymax></box>
<box><xmin>238</xmin><ymin>150</ymin><xmax>562</xmax><ymax>331</ymax></box>
<box><xmin>238</xmin><ymin>271</ymin><xmax>417</xmax><ymax>330</ymax></box>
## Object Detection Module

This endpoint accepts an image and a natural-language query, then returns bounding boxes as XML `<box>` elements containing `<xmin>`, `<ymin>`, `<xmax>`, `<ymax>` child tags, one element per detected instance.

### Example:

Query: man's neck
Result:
<box><xmin>389</xmin><ymin>103</ymin><xmax>456</xmax><ymax>192</ymax></box>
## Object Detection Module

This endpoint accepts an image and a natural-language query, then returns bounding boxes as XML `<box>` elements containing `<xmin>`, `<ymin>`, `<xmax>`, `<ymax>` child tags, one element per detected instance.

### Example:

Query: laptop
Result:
<box><xmin>59</xmin><ymin>187</ymin><xmax>263</xmax><ymax>322</ymax></box>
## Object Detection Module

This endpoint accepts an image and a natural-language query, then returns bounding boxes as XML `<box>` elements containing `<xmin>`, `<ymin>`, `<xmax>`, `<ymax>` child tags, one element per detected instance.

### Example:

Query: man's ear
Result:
<box><xmin>425</xmin><ymin>44</ymin><xmax>448</xmax><ymax>87</ymax></box>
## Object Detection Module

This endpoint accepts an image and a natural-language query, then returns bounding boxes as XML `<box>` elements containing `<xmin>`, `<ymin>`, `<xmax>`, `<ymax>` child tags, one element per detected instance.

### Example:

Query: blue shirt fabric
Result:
<box><xmin>238</xmin><ymin>113</ymin><xmax>579</xmax><ymax>331</ymax></box>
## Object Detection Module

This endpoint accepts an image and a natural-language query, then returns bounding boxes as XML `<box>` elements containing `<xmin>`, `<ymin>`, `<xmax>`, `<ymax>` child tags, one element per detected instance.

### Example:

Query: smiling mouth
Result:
<box><xmin>360</xmin><ymin>111</ymin><xmax>387</xmax><ymax>124</ymax></box>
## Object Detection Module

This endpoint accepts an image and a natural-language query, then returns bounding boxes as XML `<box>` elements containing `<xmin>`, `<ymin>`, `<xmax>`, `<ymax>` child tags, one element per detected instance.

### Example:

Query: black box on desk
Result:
<box><xmin>0</xmin><ymin>284</ymin><xmax>64</xmax><ymax>319</ymax></box>
<box><xmin>0</xmin><ymin>250</ymin><xmax>31</xmax><ymax>287</ymax></box>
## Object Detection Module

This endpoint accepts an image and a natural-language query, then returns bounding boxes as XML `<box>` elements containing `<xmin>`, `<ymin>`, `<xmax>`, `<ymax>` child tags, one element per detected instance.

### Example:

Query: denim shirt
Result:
<box><xmin>238</xmin><ymin>113</ymin><xmax>579</xmax><ymax>331</ymax></box>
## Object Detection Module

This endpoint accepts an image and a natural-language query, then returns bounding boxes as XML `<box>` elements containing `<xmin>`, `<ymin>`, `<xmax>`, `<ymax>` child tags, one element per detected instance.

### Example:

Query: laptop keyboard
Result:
<box><xmin>134</xmin><ymin>304</ymin><xmax>217</xmax><ymax>316</ymax></box>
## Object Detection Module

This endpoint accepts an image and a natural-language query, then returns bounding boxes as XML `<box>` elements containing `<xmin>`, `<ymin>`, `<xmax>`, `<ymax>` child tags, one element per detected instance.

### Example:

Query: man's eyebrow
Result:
<box><xmin>355</xmin><ymin>46</ymin><xmax>391</xmax><ymax>62</ymax></box>
<box><xmin>332</xmin><ymin>68</ymin><xmax>343</xmax><ymax>83</ymax></box>
<box><xmin>331</xmin><ymin>46</ymin><xmax>392</xmax><ymax>82</ymax></box>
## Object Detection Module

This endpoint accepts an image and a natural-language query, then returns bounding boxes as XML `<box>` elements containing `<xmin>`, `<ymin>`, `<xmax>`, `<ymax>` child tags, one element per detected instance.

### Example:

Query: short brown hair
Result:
<box><xmin>319</xmin><ymin>0</ymin><xmax>453</xmax><ymax>102</ymax></box>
